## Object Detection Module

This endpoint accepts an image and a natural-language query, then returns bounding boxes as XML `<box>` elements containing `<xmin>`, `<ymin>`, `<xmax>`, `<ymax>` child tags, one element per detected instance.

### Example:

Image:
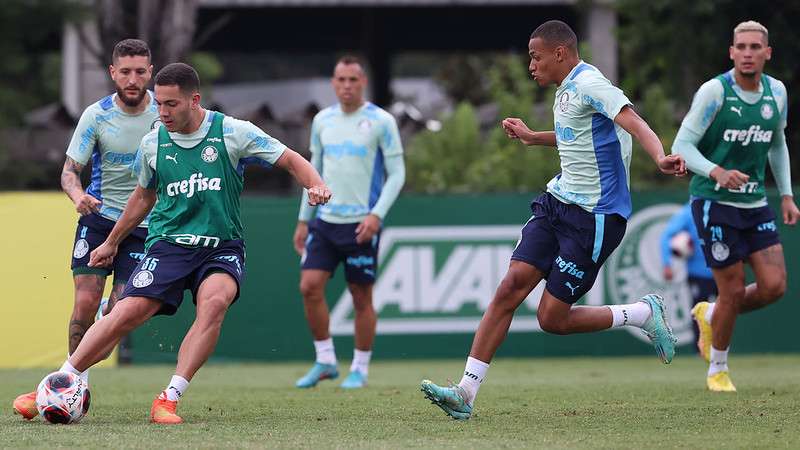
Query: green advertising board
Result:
<box><xmin>129</xmin><ymin>191</ymin><xmax>798</xmax><ymax>363</ymax></box>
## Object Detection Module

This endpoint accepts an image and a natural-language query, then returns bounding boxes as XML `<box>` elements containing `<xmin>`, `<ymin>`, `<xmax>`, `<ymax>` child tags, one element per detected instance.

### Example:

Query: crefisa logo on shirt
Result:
<box><xmin>201</xmin><ymin>146</ymin><xmax>218</xmax><ymax>163</ymax></box>
<box><xmin>166</xmin><ymin>172</ymin><xmax>222</xmax><ymax>198</ymax></box>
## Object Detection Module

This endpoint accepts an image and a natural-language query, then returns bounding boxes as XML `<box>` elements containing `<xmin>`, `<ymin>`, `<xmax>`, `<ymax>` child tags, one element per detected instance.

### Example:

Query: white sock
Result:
<box><xmin>59</xmin><ymin>360</ymin><xmax>83</xmax><ymax>377</ymax></box>
<box><xmin>607</xmin><ymin>302</ymin><xmax>651</xmax><ymax>328</ymax></box>
<box><xmin>704</xmin><ymin>302</ymin><xmax>716</xmax><ymax>323</ymax></box>
<box><xmin>457</xmin><ymin>357</ymin><xmax>489</xmax><ymax>406</ymax></box>
<box><xmin>708</xmin><ymin>347</ymin><xmax>729</xmax><ymax>376</ymax></box>
<box><xmin>350</xmin><ymin>349</ymin><xmax>372</xmax><ymax>376</ymax></box>
<box><xmin>314</xmin><ymin>338</ymin><xmax>337</xmax><ymax>365</ymax></box>
<box><xmin>65</xmin><ymin>353</ymin><xmax>90</xmax><ymax>386</ymax></box>
<box><xmin>164</xmin><ymin>375</ymin><xmax>190</xmax><ymax>401</ymax></box>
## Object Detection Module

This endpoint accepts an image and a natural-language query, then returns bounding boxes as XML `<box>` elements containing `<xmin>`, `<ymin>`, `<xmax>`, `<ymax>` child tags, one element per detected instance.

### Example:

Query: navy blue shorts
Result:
<box><xmin>120</xmin><ymin>239</ymin><xmax>246</xmax><ymax>316</ymax></box>
<box><xmin>511</xmin><ymin>193</ymin><xmax>627</xmax><ymax>304</ymax></box>
<box><xmin>301</xmin><ymin>218</ymin><xmax>380</xmax><ymax>284</ymax></box>
<box><xmin>688</xmin><ymin>276</ymin><xmax>717</xmax><ymax>303</ymax></box>
<box><xmin>690</xmin><ymin>199</ymin><xmax>780</xmax><ymax>268</ymax></box>
<box><xmin>71</xmin><ymin>213</ymin><xmax>147</xmax><ymax>284</ymax></box>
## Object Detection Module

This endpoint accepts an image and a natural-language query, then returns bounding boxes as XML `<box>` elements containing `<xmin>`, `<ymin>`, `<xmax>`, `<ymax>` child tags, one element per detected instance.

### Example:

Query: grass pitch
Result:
<box><xmin>1</xmin><ymin>355</ymin><xmax>799</xmax><ymax>449</ymax></box>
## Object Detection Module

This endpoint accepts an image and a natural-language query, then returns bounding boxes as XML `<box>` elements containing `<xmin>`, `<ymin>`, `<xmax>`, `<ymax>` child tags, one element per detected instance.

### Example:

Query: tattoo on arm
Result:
<box><xmin>61</xmin><ymin>157</ymin><xmax>85</xmax><ymax>201</ymax></box>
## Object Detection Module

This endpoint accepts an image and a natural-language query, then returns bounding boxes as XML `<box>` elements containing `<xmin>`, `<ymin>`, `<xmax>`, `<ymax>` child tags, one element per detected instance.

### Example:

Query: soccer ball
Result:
<box><xmin>36</xmin><ymin>371</ymin><xmax>90</xmax><ymax>424</ymax></box>
<box><xmin>669</xmin><ymin>231</ymin><xmax>694</xmax><ymax>258</ymax></box>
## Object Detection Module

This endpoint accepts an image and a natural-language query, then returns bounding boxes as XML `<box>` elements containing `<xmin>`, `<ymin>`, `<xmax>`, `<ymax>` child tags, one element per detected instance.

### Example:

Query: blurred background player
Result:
<box><xmin>420</xmin><ymin>20</ymin><xmax>686</xmax><ymax>420</ymax></box>
<box><xmin>673</xmin><ymin>20</ymin><xmax>799</xmax><ymax>392</ymax></box>
<box><xmin>293</xmin><ymin>56</ymin><xmax>405</xmax><ymax>389</ymax></box>
<box><xmin>12</xmin><ymin>39</ymin><xmax>157</xmax><ymax>420</ymax></box>
<box><xmin>659</xmin><ymin>201</ymin><xmax>718</xmax><ymax>350</ymax></box>
<box><xmin>58</xmin><ymin>62</ymin><xmax>331</xmax><ymax>424</ymax></box>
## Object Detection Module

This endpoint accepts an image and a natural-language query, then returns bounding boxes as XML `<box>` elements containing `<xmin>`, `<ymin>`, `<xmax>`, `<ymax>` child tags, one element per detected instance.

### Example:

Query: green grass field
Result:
<box><xmin>2</xmin><ymin>355</ymin><xmax>799</xmax><ymax>448</ymax></box>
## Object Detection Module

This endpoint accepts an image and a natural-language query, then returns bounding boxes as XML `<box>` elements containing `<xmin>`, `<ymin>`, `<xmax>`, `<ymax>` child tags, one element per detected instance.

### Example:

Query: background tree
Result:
<box><xmin>617</xmin><ymin>0</ymin><xmax>800</xmax><ymax>178</ymax></box>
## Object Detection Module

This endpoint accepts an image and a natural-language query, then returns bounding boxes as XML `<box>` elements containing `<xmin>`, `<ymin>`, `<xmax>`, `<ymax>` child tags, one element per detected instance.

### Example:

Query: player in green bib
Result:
<box><xmin>54</xmin><ymin>63</ymin><xmax>330</xmax><ymax>424</ymax></box>
<box><xmin>673</xmin><ymin>21</ymin><xmax>799</xmax><ymax>392</ymax></box>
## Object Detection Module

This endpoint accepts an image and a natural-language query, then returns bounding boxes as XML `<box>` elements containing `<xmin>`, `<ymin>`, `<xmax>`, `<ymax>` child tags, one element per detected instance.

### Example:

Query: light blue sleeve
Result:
<box><xmin>136</xmin><ymin>131</ymin><xmax>158</xmax><ymax>189</ymax></box>
<box><xmin>578</xmin><ymin>74</ymin><xmax>632</xmax><ymax>120</ymax></box>
<box><xmin>369</xmin><ymin>153</ymin><xmax>405</xmax><ymax>220</ymax></box>
<box><xmin>298</xmin><ymin>149</ymin><xmax>322</xmax><ymax>222</ymax></box>
<box><xmin>65</xmin><ymin>105</ymin><xmax>99</xmax><ymax>165</ymax></box>
<box><xmin>379</xmin><ymin>113</ymin><xmax>404</xmax><ymax>156</ymax></box>
<box><xmin>768</xmin><ymin>129</ymin><xmax>793</xmax><ymax>196</ymax></box>
<box><xmin>672</xmin><ymin>80</ymin><xmax>724</xmax><ymax>177</ymax></box>
<box><xmin>224</xmin><ymin>117</ymin><xmax>286</xmax><ymax>168</ymax></box>
<box><xmin>660</xmin><ymin>205</ymin><xmax>690</xmax><ymax>268</ymax></box>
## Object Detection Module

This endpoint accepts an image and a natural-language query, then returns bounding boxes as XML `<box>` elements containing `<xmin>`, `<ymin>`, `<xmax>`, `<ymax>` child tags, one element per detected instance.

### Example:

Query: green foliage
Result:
<box><xmin>0</xmin><ymin>0</ymin><xmax>87</xmax><ymax>126</ymax></box>
<box><xmin>404</xmin><ymin>102</ymin><xmax>482</xmax><ymax>193</ymax></box>
<box><xmin>407</xmin><ymin>55</ymin><xmax>558</xmax><ymax>193</ymax></box>
<box><xmin>190</xmin><ymin>52</ymin><xmax>225</xmax><ymax>86</ymax></box>
<box><xmin>617</xmin><ymin>0</ymin><xmax>800</xmax><ymax>179</ymax></box>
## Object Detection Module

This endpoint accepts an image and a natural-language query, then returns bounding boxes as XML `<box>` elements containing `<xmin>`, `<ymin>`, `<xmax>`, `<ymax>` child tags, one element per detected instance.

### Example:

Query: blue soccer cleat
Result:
<box><xmin>340</xmin><ymin>371</ymin><xmax>367</xmax><ymax>389</ymax></box>
<box><xmin>640</xmin><ymin>294</ymin><xmax>677</xmax><ymax>364</ymax></box>
<box><xmin>420</xmin><ymin>379</ymin><xmax>472</xmax><ymax>420</ymax></box>
<box><xmin>295</xmin><ymin>362</ymin><xmax>339</xmax><ymax>388</ymax></box>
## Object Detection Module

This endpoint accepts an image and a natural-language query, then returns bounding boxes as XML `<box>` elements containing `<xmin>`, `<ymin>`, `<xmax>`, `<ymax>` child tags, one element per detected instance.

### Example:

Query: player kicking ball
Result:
<box><xmin>420</xmin><ymin>20</ymin><xmax>686</xmax><ymax>420</ymax></box>
<box><xmin>52</xmin><ymin>63</ymin><xmax>330</xmax><ymax>424</ymax></box>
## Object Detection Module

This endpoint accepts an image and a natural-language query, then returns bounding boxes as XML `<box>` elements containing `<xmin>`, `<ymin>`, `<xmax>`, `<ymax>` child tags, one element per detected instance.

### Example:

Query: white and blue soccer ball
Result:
<box><xmin>36</xmin><ymin>371</ymin><xmax>90</xmax><ymax>424</ymax></box>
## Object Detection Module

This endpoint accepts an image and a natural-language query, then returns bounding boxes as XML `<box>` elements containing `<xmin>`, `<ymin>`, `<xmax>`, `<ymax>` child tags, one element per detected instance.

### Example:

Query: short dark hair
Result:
<box><xmin>112</xmin><ymin>39</ymin><xmax>151</xmax><ymax>63</ymax></box>
<box><xmin>155</xmin><ymin>63</ymin><xmax>201</xmax><ymax>94</ymax></box>
<box><xmin>530</xmin><ymin>20</ymin><xmax>578</xmax><ymax>52</ymax></box>
<box><xmin>337</xmin><ymin>55</ymin><xmax>362</xmax><ymax>66</ymax></box>
<box><xmin>334</xmin><ymin>55</ymin><xmax>366</xmax><ymax>75</ymax></box>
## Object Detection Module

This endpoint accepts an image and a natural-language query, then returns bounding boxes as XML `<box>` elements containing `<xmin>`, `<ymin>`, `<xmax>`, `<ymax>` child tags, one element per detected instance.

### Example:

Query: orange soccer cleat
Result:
<box><xmin>13</xmin><ymin>391</ymin><xmax>38</xmax><ymax>420</ymax></box>
<box><xmin>150</xmin><ymin>391</ymin><xmax>183</xmax><ymax>424</ymax></box>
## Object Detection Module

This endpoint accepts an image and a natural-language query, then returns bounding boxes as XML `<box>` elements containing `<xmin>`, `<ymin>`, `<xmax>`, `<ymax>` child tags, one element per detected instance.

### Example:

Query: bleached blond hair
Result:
<box><xmin>733</xmin><ymin>20</ymin><xmax>768</xmax><ymax>43</ymax></box>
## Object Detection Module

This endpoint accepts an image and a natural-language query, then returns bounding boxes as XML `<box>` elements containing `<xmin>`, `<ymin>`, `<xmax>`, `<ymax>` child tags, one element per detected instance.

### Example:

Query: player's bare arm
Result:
<box><xmin>355</xmin><ymin>214</ymin><xmax>381</xmax><ymax>245</ymax></box>
<box><xmin>501</xmin><ymin>118</ymin><xmax>557</xmax><ymax>146</ymax></box>
<box><xmin>89</xmin><ymin>186</ymin><xmax>157</xmax><ymax>268</ymax></box>
<box><xmin>614</xmin><ymin>106</ymin><xmax>687</xmax><ymax>176</ymax></box>
<box><xmin>61</xmin><ymin>157</ymin><xmax>101</xmax><ymax>215</ymax></box>
<box><xmin>275</xmin><ymin>149</ymin><xmax>331</xmax><ymax>205</ymax></box>
<box><xmin>293</xmin><ymin>221</ymin><xmax>309</xmax><ymax>255</ymax></box>
<box><xmin>708</xmin><ymin>166</ymin><xmax>750</xmax><ymax>190</ymax></box>
<box><xmin>781</xmin><ymin>195</ymin><xmax>800</xmax><ymax>225</ymax></box>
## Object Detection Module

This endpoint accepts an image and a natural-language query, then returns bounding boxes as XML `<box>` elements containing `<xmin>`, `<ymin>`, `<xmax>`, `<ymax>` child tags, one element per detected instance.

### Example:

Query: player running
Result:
<box><xmin>673</xmin><ymin>21</ymin><xmax>798</xmax><ymax>392</ymax></box>
<box><xmin>420</xmin><ymin>20</ymin><xmax>686</xmax><ymax>420</ymax></box>
<box><xmin>54</xmin><ymin>62</ymin><xmax>330</xmax><ymax>424</ymax></box>
<box><xmin>13</xmin><ymin>39</ymin><xmax>157</xmax><ymax>420</ymax></box>
<box><xmin>293</xmin><ymin>56</ymin><xmax>405</xmax><ymax>389</ymax></box>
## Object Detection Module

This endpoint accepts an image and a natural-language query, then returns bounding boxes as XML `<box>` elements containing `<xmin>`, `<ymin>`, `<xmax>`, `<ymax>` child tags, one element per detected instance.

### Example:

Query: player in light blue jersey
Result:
<box><xmin>421</xmin><ymin>20</ymin><xmax>686</xmax><ymax>420</ymax></box>
<box><xmin>293</xmin><ymin>56</ymin><xmax>405</xmax><ymax>389</ymax></box>
<box><xmin>13</xmin><ymin>39</ymin><xmax>158</xmax><ymax>420</ymax></box>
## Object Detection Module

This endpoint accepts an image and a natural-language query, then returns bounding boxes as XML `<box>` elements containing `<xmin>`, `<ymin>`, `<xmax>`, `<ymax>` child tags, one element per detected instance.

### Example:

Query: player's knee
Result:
<box><xmin>351</xmin><ymin>295</ymin><xmax>373</xmax><ymax>313</ymax></box>
<box><xmin>198</xmin><ymin>295</ymin><xmax>231</xmax><ymax>326</ymax></box>
<box><xmin>537</xmin><ymin>310</ymin><xmax>568</xmax><ymax>335</ymax></box>
<box><xmin>350</xmin><ymin>285</ymin><xmax>373</xmax><ymax>312</ymax></box>
<box><xmin>299</xmin><ymin>279</ymin><xmax>324</xmax><ymax>301</ymax></box>
<box><xmin>107</xmin><ymin>301</ymin><xmax>145</xmax><ymax>332</ymax></box>
<box><xmin>493</xmin><ymin>275</ymin><xmax>527</xmax><ymax>311</ymax></box>
<box><xmin>73</xmin><ymin>292</ymin><xmax>102</xmax><ymax>318</ymax></box>
<box><xmin>761</xmin><ymin>277</ymin><xmax>786</xmax><ymax>302</ymax></box>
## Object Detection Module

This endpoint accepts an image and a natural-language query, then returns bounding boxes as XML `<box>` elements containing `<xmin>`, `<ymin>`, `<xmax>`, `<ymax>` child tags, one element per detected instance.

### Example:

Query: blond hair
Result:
<box><xmin>733</xmin><ymin>20</ymin><xmax>768</xmax><ymax>43</ymax></box>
